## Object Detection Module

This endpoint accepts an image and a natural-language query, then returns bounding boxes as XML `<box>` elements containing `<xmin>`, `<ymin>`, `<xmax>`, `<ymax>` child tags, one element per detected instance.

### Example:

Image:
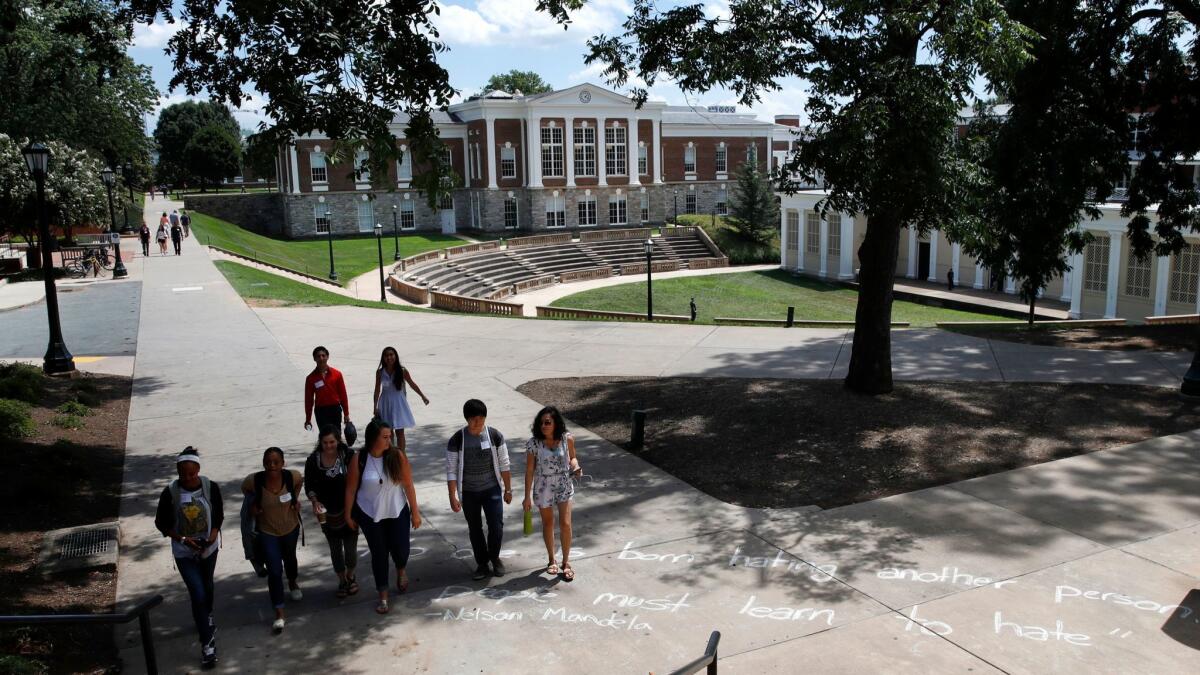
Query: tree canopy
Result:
<box><xmin>153</xmin><ymin>100</ymin><xmax>241</xmax><ymax>187</ymax></box>
<box><xmin>0</xmin><ymin>134</ymin><xmax>108</xmax><ymax>243</ymax></box>
<box><xmin>185</xmin><ymin>124</ymin><xmax>242</xmax><ymax>191</ymax></box>
<box><xmin>482</xmin><ymin>70</ymin><xmax>553</xmax><ymax>95</ymax></box>
<box><xmin>726</xmin><ymin>162</ymin><xmax>778</xmax><ymax>244</ymax></box>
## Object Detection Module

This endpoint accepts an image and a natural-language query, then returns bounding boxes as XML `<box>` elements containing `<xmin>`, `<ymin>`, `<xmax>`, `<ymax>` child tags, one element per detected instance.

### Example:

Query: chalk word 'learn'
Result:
<box><xmin>1055</xmin><ymin>585</ymin><xmax>1194</xmax><ymax>617</ymax></box>
<box><xmin>739</xmin><ymin>596</ymin><xmax>836</xmax><ymax>625</ymax></box>
<box><xmin>618</xmin><ymin>542</ymin><xmax>694</xmax><ymax>564</ymax></box>
<box><xmin>593</xmin><ymin>592</ymin><xmax>691</xmax><ymax>613</ymax></box>
<box><xmin>894</xmin><ymin>605</ymin><xmax>952</xmax><ymax>636</ymax></box>
<box><xmin>729</xmin><ymin>547</ymin><xmax>838</xmax><ymax>582</ymax></box>
<box><xmin>994</xmin><ymin>611</ymin><xmax>1091</xmax><ymax>646</ymax></box>
<box><xmin>435</xmin><ymin>585</ymin><xmax>557</xmax><ymax>605</ymax></box>
<box><xmin>541</xmin><ymin>607</ymin><xmax>652</xmax><ymax>631</ymax></box>
<box><xmin>877</xmin><ymin>567</ymin><xmax>1016</xmax><ymax>589</ymax></box>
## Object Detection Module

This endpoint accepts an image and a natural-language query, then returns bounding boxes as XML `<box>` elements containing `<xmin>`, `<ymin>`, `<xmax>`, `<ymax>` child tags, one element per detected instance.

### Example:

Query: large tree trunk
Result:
<box><xmin>845</xmin><ymin>213</ymin><xmax>903</xmax><ymax>394</ymax></box>
<box><xmin>1028</xmin><ymin>296</ymin><xmax>1036</xmax><ymax>326</ymax></box>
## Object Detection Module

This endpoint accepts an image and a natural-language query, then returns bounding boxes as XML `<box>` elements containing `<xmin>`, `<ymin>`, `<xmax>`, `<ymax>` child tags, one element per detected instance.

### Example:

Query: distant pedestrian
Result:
<box><xmin>149</xmin><ymin>185</ymin><xmax>156</xmax><ymax>199</ymax></box>
<box><xmin>304</xmin><ymin>346</ymin><xmax>352</xmax><ymax>440</ymax></box>
<box><xmin>446</xmin><ymin>399</ymin><xmax>512</xmax><ymax>580</ymax></box>
<box><xmin>947</xmin><ymin>268</ymin><xmax>955</xmax><ymax>291</ymax></box>
<box><xmin>154</xmin><ymin>447</ymin><xmax>222</xmax><ymax>670</ymax></box>
<box><xmin>171</xmin><ymin>220</ymin><xmax>183</xmax><ymax>255</ymax></box>
<box><xmin>156</xmin><ymin>214</ymin><xmax>169</xmax><ymax>255</ymax></box>
<box><xmin>523</xmin><ymin>406</ymin><xmax>582</xmax><ymax>582</ymax></box>
<box><xmin>242</xmin><ymin>447</ymin><xmax>304</xmax><ymax>634</ymax></box>
<box><xmin>344</xmin><ymin>419</ymin><xmax>421</xmax><ymax>614</ymax></box>
<box><xmin>181</xmin><ymin>210</ymin><xmax>191</xmax><ymax>238</ymax></box>
<box><xmin>373</xmin><ymin>346</ymin><xmax>429</xmax><ymax>453</ymax></box>
<box><xmin>303</xmin><ymin>427</ymin><xmax>360</xmax><ymax>598</ymax></box>
<box><xmin>139</xmin><ymin>223</ymin><xmax>151</xmax><ymax>257</ymax></box>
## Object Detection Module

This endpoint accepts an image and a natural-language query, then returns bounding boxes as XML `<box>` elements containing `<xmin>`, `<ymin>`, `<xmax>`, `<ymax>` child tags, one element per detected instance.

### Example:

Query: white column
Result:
<box><xmin>1069</xmin><ymin>252</ymin><xmax>1084</xmax><ymax>318</ymax></box>
<box><xmin>486</xmin><ymin>116</ymin><xmax>498</xmax><ymax>189</ymax></box>
<box><xmin>838</xmin><ymin>214</ymin><xmax>854</xmax><ymax>279</ymax></box>
<box><xmin>906</xmin><ymin>228</ymin><xmax>917</xmax><ymax>278</ymax></box>
<box><xmin>779</xmin><ymin>210</ymin><xmax>789</xmax><ymax>269</ymax></box>
<box><xmin>598</xmin><ymin>116</ymin><xmax>608</xmax><ymax>187</ymax></box>
<box><xmin>927</xmin><ymin>229</ymin><xmax>940</xmax><ymax>282</ymax></box>
<box><xmin>628</xmin><ymin>117</ymin><xmax>640</xmax><ymax>186</ymax></box>
<box><xmin>1154</xmin><ymin>254</ymin><xmax>1170</xmax><ymax>315</ymax></box>
<box><xmin>1005</xmin><ymin>275</ymin><xmax>1016</xmax><ymax>294</ymax></box>
<box><xmin>796</xmin><ymin>214</ymin><xmax>806</xmax><ymax>272</ymax></box>
<box><xmin>1105</xmin><ymin>234</ymin><xmax>1122</xmax><ymax>318</ymax></box>
<box><xmin>652</xmin><ymin>120</ymin><xmax>663</xmax><ymax>184</ymax></box>
<box><xmin>818</xmin><ymin>216</ymin><xmax>829</xmax><ymax>278</ymax></box>
<box><xmin>527</xmin><ymin>114</ymin><xmax>542</xmax><ymax>188</ymax></box>
<box><xmin>288</xmin><ymin>143</ymin><xmax>300</xmax><ymax>194</ymax></box>
<box><xmin>1059</xmin><ymin>257</ymin><xmax>1072</xmax><ymax>302</ymax></box>
<box><xmin>973</xmin><ymin>261</ymin><xmax>984</xmax><ymax>289</ymax></box>
<box><xmin>951</xmin><ymin>243</ymin><xmax>961</xmax><ymax>288</ymax></box>
<box><xmin>565</xmin><ymin>116</ymin><xmax>576</xmax><ymax>188</ymax></box>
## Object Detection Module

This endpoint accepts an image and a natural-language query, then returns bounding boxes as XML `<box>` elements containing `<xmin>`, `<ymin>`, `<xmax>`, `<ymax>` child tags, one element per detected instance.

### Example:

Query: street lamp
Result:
<box><xmin>120</xmin><ymin>163</ymin><xmax>133</xmax><ymax>233</ymax></box>
<box><xmin>325</xmin><ymin>208</ymin><xmax>338</xmax><ymax>281</ymax></box>
<box><xmin>375</xmin><ymin>222</ymin><xmax>387</xmax><ymax>303</ymax></box>
<box><xmin>392</xmin><ymin>204</ymin><xmax>401</xmax><ymax>260</ymax></box>
<box><xmin>23</xmin><ymin>142</ymin><xmax>74</xmax><ymax>375</ymax></box>
<box><xmin>672</xmin><ymin>189</ymin><xmax>679</xmax><ymax>225</ymax></box>
<box><xmin>100</xmin><ymin>168</ymin><xmax>128</xmax><ymax>279</ymax></box>
<box><xmin>644</xmin><ymin>237</ymin><xmax>654</xmax><ymax>321</ymax></box>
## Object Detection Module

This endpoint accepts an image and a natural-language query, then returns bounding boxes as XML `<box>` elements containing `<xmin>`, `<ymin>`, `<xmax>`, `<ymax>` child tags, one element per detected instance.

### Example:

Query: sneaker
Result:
<box><xmin>290</xmin><ymin>586</ymin><xmax>303</xmax><ymax>601</ymax></box>
<box><xmin>472</xmin><ymin>564</ymin><xmax>490</xmax><ymax>580</ymax></box>
<box><xmin>272</xmin><ymin>617</ymin><xmax>285</xmax><ymax>634</ymax></box>
<box><xmin>201</xmin><ymin>643</ymin><xmax>218</xmax><ymax>670</ymax></box>
<box><xmin>491</xmin><ymin>559</ymin><xmax>506</xmax><ymax>577</ymax></box>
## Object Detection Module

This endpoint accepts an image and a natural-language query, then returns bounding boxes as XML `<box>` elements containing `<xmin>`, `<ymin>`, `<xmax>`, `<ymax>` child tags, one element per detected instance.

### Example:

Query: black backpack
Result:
<box><xmin>253</xmin><ymin>470</ymin><xmax>304</xmax><ymax>546</ymax></box>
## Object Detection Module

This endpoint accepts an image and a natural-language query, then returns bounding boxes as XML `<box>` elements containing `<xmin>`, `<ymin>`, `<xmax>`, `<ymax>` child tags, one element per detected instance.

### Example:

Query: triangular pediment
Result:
<box><xmin>529</xmin><ymin>83</ymin><xmax>635</xmax><ymax>108</ymax></box>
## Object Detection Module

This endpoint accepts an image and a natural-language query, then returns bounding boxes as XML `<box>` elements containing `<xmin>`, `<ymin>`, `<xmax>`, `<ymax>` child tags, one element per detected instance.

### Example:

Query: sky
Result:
<box><xmin>127</xmin><ymin>0</ymin><xmax>812</xmax><ymax>135</ymax></box>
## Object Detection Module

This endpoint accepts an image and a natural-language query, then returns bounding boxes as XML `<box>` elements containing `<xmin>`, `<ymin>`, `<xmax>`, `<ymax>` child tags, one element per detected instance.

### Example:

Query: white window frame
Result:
<box><xmin>827</xmin><ymin>214</ymin><xmax>841</xmax><ymax>258</ymax></box>
<box><xmin>608</xmin><ymin>196</ymin><xmax>627</xmax><ymax>226</ymax></box>
<box><xmin>1170</xmin><ymin>246</ymin><xmax>1200</xmax><ymax>304</ymax></box>
<box><xmin>578</xmin><ymin>197</ymin><xmax>597</xmax><ymax>226</ymax></box>
<box><xmin>573</xmin><ymin>127</ymin><xmax>595</xmax><ymax>177</ymax></box>
<box><xmin>786</xmin><ymin>210</ymin><xmax>800</xmax><ymax>254</ymax></box>
<box><xmin>546</xmin><ymin>194</ymin><xmax>565</xmax><ymax>228</ymax></box>
<box><xmin>356</xmin><ymin>200</ymin><xmax>374</xmax><ymax>232</ymax></box>
<box><xmin>500</xmin><ymin>146</ymin><xmax>516</xmax><ymax>178</ymax></box>
<box><xmin>504</xmin><ymin>197</ymin><xmax>519</xmax><ymax>229</ymax></box>
<box><xmin>746</xmin><ymin>143</ymin><xmax>758</xmax><ymax>166</ymax></box>
<box><xmin>715</xmin><ymin>144</ymin><xmax>727</xmax><ymax>174</ymax></box>
<box><xmin>396</xmin><ymin>147</ymin><xmax>412</xmax><ymax>182</ymax></box>
<box><xmin>1124</xmin><ymin>251</ymin><xmax>1151</xmax><ymax>298</ymax></box>
<box><xmin>685</xmin><ymin>193</ymin><xmax>697</xmax><ymax>215</ymax></box>
<box><xmin>684</xmin><ymin>145</ymin><xmax>696</xmax><ymax>174</ymax></box>
<box><xmin>355</xmin><ymin>149</ymin><xmax>370</xmax><ymax>183</ymax></box>
<box><xmin>314</xmin><ymin>205</ymin><xmax>330</xmax><ymax>234</ymax></box>
<box><xmin>639</xmin><ymin>192</ymin><xmax>649</xmax><ymax>223</ymax></box>
<box><xmin>399</xmin><ymin>200</ymin><xmax>415</xmax><ymax>230</ymax></box>
<box><xmin>541</xmin><ymin>126</ymin><xmax>564</xmax><ymax>178</ymax></box>
<box><xmin>806</xmin><ymin>213</ymin><xmax>820</xmax><ymax>253</ymax></box>
<box><xmin>605</xmin><ymin>126</ymin><xmax>627</xmax><ymax>176</ymax></box>
<box><xmin>716</xmin><ymin>188</ymin><xmax>728</xmax><ymax>215</ymax></box>
<box><xmin>310</xmin><ymin>152</ymin><xmax>327</xmax><ymax>184</ymax></box>
<box><xmin>1083</xmin><ymin>235</ymin><xmax>1110</xmax><ymax>292</ymax></box>
<box><xmin>442</xmin><ymin>145</ymin><xmax>453</xmax><ymax>170</ymax></box>
<box><xmin>637</xmin><ymin>145</ymin><xmax>648</xmax><ymax>175</ymax></box>
<box><xmin>438</xmin><ymin>192</ymin><xmax>454</xmax><ymax>211</ymax></box>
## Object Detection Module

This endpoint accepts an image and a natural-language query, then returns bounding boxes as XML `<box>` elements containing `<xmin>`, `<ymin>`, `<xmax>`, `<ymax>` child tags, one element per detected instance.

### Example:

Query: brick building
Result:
<box><xmin>274</xmin><ymin>84</ymin><xmax>782</xmax><ymax>238</ymax></box>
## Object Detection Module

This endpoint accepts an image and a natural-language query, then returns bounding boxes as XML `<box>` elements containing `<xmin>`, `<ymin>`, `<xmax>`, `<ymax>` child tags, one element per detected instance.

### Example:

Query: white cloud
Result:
<box><xmin>145</xmin><ymin>92</ymin><xmax>274</xmax><ymax>134</ymax></box>
<box><xmin>132</xmin><ymin>18</ymin><xmax>185</xmax><ymax>50</ymax></box>
<box><xmin>434</xmin><ymin>0</ymin><xmax>629</xmax><ymax>48</ymax></box>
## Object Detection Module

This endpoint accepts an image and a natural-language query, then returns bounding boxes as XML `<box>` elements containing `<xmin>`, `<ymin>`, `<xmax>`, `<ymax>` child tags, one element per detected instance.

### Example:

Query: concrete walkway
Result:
<box><xmin>114</xmin><ymin>198</ymin><xmax>1199</xmax><ymax>673</ymax></box>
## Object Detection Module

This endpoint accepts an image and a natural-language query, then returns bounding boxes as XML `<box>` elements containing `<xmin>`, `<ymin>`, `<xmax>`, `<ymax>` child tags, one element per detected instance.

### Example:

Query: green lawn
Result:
<box><xmin>674</xmin><ymin>214</ymin><xmax>779</xmax><ymax>265</ymax></box>
<box><xmin>214</xmin><ymin>260</ymin><xmax>427</xmax><ymax>312</ymax></box>
<box><xmin>190</xmin><ymin>212</ymin><xmax>460</xmax><ymax>286</ymax></box>
<box><xmin>550</xmin><ymin>269</ymin><xmax>1012</xmax><ymax>327</ymax></box>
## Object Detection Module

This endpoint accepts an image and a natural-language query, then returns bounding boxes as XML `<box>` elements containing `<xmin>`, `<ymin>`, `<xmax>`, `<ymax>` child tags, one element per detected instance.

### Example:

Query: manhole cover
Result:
<box><xmin>40</xmin><ymin>523</ymin><xmax>120</xmax><ymax>574</ymax></box>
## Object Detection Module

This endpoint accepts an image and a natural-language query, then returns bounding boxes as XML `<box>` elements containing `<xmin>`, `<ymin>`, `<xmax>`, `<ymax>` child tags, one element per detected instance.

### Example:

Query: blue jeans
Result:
<box><xmin>259</xmin><ymin>527</ymin><xmax>299</xmax><ymax>609</ymax></box>
<box><xmin>355</xmin><ymin>505</ymin><xmax>410</xmax><ymax>591</ymax></box>
<box><xmin>175</xmin><ymin>552</ymin><xmax>217</xmax><ymax>648</ymax></box>
<box><xmin>461</xmin><ymin>484</ymin><xmax>504</xmax><ymax>566</ymax></box>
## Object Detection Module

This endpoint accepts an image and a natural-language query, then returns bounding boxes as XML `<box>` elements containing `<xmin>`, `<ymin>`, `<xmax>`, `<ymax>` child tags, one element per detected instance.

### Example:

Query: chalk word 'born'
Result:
<box><xmin>729</xmin><ymin>547</ymin><xmax>838</xmax><ymax>582</ymax></box>
<box><xmin>618</xmin><ymin>542</ymin><xmax>695</xmax><ymax>564</ymax></box>
<box><xmin>739</xmin><ymin>595</ymin><xmax>836</xmax><ymax>625</ymax></box>
<box><xmin>877</xmin><ymin>567</ymin><xmax>1017</xmax><ymax>589</ymax></box>
<box><xmin>993</xmin><ymin>611</ymin><xmax>1091</xmax><ymax>646</ymax></box>
<box><xmin>1054</xmin><ymin>585</ymin><xmax>1194</xmax><ymax>617</ymax></box>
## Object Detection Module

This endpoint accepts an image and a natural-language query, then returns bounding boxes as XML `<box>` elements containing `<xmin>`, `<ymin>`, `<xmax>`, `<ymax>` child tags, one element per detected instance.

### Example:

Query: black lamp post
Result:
<box><xmin>375</xmin><ymin>222</ymin><xmax>387</xmax><ymax>303</ymax></box>
<box><xmin>101</xmin><ymin>168</ymin><xmax>128</xmax><ymax>279</ymax></box>
<box><xmin>644</xmin><ymin>237</ymin><xmax>654</xmax><ymax>321</ymax></box>
<box><xmin>23</xmin><ymin>142</ymin><xmax>74</xmax><ymax>375</ymax></box>
<box><xmin>120</xmin><ymin>163</ymin><xmax>133</xmax><ymax>233</ymax></box>
<box><xmin>325</xmin><ymin>208</ymin><xmax>338</xmax><ymax>281</ymax></box>
<box><xmin>392</xmin><ymin>204</ymin><xmax>401</xmax><ymax>260</ymax></box>
<box><xmin>672</xmin><ymin>189</ymin><xmax>678</xmax><ymax>225</ymax></box>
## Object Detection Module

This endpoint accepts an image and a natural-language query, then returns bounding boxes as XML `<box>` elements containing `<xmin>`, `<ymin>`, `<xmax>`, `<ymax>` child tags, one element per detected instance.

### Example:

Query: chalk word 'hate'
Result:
<box><xmin>895</xmin><ymin>604</ymin><xmax>952</xmax><ymax>636</ymax></box>
<box><xmin>618</xmin><ymin>542</ymin><xmax>695</xmax><ymax>564</ymax></box>
<box><xmin>877</xmin><ymin>567</ymin><xmax>1017</xmax><ymax>589</ymax></box>
<box><xmin>436</xmin><ymin>585</ymin><xmax>557</xmax><ymax>605</ymax></box>
<box><xmin>994</xmin><ymin>611</ymin><xmax>1091</xmax><ymax>646</ymax></box>
<box><xmin>593</xmin><ymin>592</ymin><xmax>691</xmax><ymax>613</ymax></box>
<box><xmin>427</xmin><ymin>608</ymin><xmax>524</xmax><ymax>622</ymax></box>
<box><xmin>739</xmin><ymin>596</ymin><xmax>836</xmax><ymax>625</ymax></box>
<box><xmin>541</xmin><ymin>607</ymin><xmax>652</xmax><ymax>631</ymax></box>
<box><xmin>1054</xmin><ymin>585</ymin><xmax>1194</xmax><ymax>617</ymax></box>
<box><xmin>729</xmin><ymin>547</ymin><xmax>838</xmax><ymax>582</ymax></box>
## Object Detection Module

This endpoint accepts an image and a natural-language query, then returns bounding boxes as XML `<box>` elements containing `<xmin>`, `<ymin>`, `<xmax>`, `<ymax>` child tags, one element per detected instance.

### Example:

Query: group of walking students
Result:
<box><xmin>138</xmin><ymin>209</ymin><xmax>190</xmax><ymax>256</ymax></box>
<box><xmin>154</xmin><ymin>345</ymin><xmax>584</xmax><ymax>669</ymax></box>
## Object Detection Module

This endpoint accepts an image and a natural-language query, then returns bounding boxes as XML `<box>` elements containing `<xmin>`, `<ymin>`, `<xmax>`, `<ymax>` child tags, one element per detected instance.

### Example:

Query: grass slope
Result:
<box><xmin>190</xmin><ymin>212</ymin><xmax>460</xmax><ymax>285</ymax></box>
<box><xmin>215</xmin><ymin>260</ymin><xmax>426</xmax><ymax>312</ymax></box>
<box><xmin>550</xmin><ymin>269</ymin><xmax>1010</xmax><ymax>326</ymax></box>
<box><xmin>676</xmin><ymin>214</ymin><xmax>778</xmax><ymax>264</ymax></box>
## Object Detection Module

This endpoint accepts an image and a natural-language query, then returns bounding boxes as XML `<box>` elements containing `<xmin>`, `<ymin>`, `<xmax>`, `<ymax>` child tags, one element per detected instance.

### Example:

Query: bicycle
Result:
<box><xmin>64</xmin><ymin>248</ymin><xmax>108</xmax><ymax>279</ymax></box>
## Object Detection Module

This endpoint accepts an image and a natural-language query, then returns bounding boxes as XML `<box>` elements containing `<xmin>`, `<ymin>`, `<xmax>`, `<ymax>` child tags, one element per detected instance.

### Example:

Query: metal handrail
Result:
<box><xmin>669</xmin><ymin>630</ymin><xmax>721</xmax><ymax>675</ymax></box>
<box><xmin>0</xmin><ymin>594</ymin><xmax>164</xmax><ymax>675</ymax></box>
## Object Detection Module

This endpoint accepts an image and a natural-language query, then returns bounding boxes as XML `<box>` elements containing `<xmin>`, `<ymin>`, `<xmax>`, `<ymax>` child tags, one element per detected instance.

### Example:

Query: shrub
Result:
<box><xmin>0</xmin><ymin>363</ymin><xmax>43</xmax><ymax>404</ymax></box>
<box><xmin>0</xmin><ymin>398</ymin><xmax>35</xmax><ymax>438</ymax></box>
<box><xmin>51</xmin><ymin>414</ymin><xmax>84</xmax><ymax>430</ymax></box>
<box><xmin>0</xmin><ymin>655</ymin><xmax>47</xmax><ymax>675</ymax></box>
<box><xmin>70</xmin><ymin>380</ymin><xmax>101</xmax><ymax>407</ymax></box>
<box><xmin>56</xmin><ymin>400</ymin><xmax>91</xmax><ymax>417</ymax></box>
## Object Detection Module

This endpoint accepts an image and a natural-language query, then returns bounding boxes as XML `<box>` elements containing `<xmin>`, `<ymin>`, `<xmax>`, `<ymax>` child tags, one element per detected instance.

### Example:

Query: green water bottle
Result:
<box><xmin>523</xmin><ymin>507</ymin><xmax>533</xmax><ymax>536</ymax></box>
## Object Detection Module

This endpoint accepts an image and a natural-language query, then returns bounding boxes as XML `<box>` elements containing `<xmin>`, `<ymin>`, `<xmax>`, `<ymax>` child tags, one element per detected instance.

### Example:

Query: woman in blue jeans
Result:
<box><xmin>345</xmin><ymin>419</ymin><xmax>421</xmax><ymax>614</ymax></box>
<box><xmin>242</xmin><ymin>447</ymin><xmax>304</xmax><ymax>633</ymax></box>
<box><xmin>154</xmin><ymin>447</ymin><xmax>222</xmax><ymax>670</ymax></box>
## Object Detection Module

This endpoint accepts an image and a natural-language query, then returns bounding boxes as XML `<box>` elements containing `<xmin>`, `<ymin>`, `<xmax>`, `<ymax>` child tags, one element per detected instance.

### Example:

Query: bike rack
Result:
<box><xmin>0</xmin><ymin>594</ymin><xmax>164</xmax><ymax>674</ymax></box>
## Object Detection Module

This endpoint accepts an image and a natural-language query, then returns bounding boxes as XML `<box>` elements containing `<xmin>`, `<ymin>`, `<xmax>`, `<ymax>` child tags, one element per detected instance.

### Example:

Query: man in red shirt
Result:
<box><xmin>304</xmin><ymin>346</ymin><xmax>351</xmax><ymax>439</ymax></box>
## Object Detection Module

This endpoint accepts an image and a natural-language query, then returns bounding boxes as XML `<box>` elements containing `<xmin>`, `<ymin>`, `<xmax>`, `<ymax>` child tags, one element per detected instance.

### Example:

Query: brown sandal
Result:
<box><xmin>562</xmin><ymin>564</ymin><xmax>575</xmax><ymax>582</ymax></box>
<box><xmin>546</xmin><ymin>561</ymin><xmax>560</xmax><ymax>576</ymax></box>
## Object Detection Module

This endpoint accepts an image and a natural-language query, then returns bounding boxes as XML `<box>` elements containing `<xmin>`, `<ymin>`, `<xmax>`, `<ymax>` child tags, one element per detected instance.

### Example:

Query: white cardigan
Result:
<box><xmin>445</xmin><ymin>426</ymin><xmax>510</xmax><ymax>498</ymax></box>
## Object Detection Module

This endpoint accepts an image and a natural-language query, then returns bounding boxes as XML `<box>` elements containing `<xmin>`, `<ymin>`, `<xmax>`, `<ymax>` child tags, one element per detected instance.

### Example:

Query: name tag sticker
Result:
<box><xmin>279</xmin><ymin>493</ymin><xmax>292</xmax><ymax>503</ymax></box>
<box><xmin>481</xmin><ymin>435</ymin><xmax>492</xmax><ymax>450</ymax></box>
<box><xmin>313</xmin><ymin>380</ymin><xmax>325</xmax><ymax>389</ymax></box>
<box><xmin>180</xmin><ymin>493</ymin><xmax>193</xmax><ymax>504</ymax></box>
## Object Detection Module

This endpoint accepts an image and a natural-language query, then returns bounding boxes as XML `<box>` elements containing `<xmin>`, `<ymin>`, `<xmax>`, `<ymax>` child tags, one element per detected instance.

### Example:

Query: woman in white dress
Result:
<box><xmin>372</xmin><ymin>346</ymin><xmax>429</xmax><ymax>452</ymax></box>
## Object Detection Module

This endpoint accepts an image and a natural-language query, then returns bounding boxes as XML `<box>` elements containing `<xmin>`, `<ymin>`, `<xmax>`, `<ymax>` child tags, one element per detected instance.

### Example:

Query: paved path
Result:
<box><xmin>114</xmin><ymin>201</ymin><xmax>1200</xmax><ymax>673</ymax></box>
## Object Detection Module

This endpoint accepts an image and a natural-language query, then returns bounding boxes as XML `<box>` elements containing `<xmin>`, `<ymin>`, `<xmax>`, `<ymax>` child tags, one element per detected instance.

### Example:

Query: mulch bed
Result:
<box><xmin>517</xmin><ymin>377</ymin><xmax>1200</xmax><ymax>509</ymax></box>
<box><xmin>949</xmin><ymin>323</ymin><xmax>1197</xmax><ymax>351</ymax></box>
<box><xmin>0</xmin><ymin>372</ymin><xmax>130</xmax><ymax>674</ymax></box>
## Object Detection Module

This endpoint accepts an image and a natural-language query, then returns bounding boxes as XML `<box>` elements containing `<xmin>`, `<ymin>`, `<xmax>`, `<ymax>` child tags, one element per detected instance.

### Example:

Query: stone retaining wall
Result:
<box><xmin>185</xmin><ymin>193</ymin><xmax>285</xmax><ymax>236</ymax></box>
<box><xmin>621</xmin><ymin>260</ymin><xmax>681</xmax><ymax>275</ymax></box>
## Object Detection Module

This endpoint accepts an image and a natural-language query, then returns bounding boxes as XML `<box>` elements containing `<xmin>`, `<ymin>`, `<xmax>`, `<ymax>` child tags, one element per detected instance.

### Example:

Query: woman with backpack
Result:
<box><xmin>344</xmin><ymin>419</ymin><xmax>421</xmax><ymax>614</ymax></box>
<box><xmin>156</xmin><ymin>213</ymin><xmax>169</xmax><ymax>255</ymax></box>
<box><xmin>242</xmin><ymin>447</ymin><xmax>304</xmax><ymax>633</ymax></box>
<box><xmin>304</xmin><ymin>426</ymin><xmax>360</xmax><ymax>598</ymax></box>
<box><xmin>154</xmin><ymin>447</ymin><xmax>222</xmax><ymax>670</ymax></box>
<box><xmin>372</xmin><ymin>346</ymin><xmax>429</xmax><ymax>452</ymax></box>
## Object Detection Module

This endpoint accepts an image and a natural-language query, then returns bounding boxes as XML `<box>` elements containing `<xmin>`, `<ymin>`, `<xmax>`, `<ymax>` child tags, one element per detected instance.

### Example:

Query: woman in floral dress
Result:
<box><xmin>522</xmin><ymin>406</ymin><xmax>582</xmax><ymax>581</ymax></box>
